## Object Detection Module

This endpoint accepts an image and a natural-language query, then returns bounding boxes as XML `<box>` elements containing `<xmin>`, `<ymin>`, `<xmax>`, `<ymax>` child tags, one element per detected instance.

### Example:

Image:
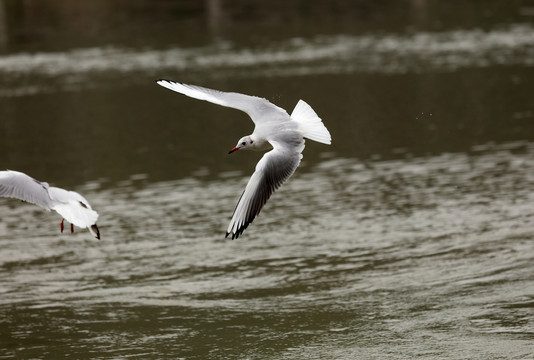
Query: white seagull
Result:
<box><xmin>0</xmin><ymin>170</ymin><xmax>100</xmax><ymax>239</ymax></box>
<box><xmin>156</xmin><ymin>79</ymin><xmax>331</xmax><ymax>239</ymax></box>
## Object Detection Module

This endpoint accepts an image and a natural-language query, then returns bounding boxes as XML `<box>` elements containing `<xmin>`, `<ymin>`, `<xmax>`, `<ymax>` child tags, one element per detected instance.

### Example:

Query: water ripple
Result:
<box><xmin>0</xmin><ymin>24</ymin><xmax>533</xmax><ymax>96</ymax></box>
<box><xmin>1</xmin><ymin>142</ymin><xmax>534</xmax><ymax>358</ymax></box>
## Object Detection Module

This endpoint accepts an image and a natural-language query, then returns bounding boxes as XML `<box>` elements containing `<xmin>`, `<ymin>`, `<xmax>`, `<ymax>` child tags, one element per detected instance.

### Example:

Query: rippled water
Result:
<box><xmin>1</xmin><ymin>24</ymin><xmax>533</xmax><ymax>96</ymax></box>
<box><xmin>1</xmin><ymin>1</ymin><xmax>534</xmax><ymax>359</ymax></box>
<box><xmin>1</xmin><ymin>142</ymin><xmax>534</xmax><ymax>359</ymax></box>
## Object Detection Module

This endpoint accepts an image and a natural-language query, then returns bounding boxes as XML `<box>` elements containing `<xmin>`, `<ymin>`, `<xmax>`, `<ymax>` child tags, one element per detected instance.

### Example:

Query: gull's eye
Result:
<box><xmin>241</xmin><ymin>142</ymin><xmax>246</xmax><ymax>146</ymax></box>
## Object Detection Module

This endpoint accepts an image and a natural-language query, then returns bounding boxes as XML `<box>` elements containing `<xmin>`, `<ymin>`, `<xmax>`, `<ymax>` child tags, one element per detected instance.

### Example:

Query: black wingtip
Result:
<box><xmin>225</xmin><ymin>207</ymin><xmax>258</xmax><ymax>241</ymax></box>
<box><xmin>91</xmin><ymin>224</ymin><xmax>100</xmax><ymax>240</ymax></box>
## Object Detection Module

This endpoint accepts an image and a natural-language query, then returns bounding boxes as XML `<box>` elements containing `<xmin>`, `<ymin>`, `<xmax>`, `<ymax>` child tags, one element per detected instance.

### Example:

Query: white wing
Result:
<box><xmin>156</xmin><ymin>79</ymin><xmax>289</xmax><ymax>125</ymax></box>
<box><xmin>226</xmin><ymin>141</ymin><xmax>304</xmax><ymax>239</ymax></box>
<box><xmin>48</xmin><ymin>187</ymin><xmax>99</xmax><ymax>228</ymax></box>
<box><xmin>0</xmin><ymin>170</ymin><xmax>100</xmax><ymax>238</ymax></box>
<box><xmin>0</xmin><ymin>170</ymin><xmax>54</xmax><ymax>210</ymax></box>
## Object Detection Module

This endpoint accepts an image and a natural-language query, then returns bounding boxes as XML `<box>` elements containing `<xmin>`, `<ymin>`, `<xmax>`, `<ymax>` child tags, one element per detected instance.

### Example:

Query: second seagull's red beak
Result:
<box><xmin>228</xmin><ymin>147</ymin><xmax>239</xmax><ymax>154</ymax></box>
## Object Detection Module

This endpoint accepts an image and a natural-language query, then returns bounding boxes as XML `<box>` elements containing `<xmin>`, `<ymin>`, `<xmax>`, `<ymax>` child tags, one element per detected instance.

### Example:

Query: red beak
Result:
<box><xmin>228</xmin><ymin>147</ymin><xmax>239</xmax><ymax>154</ymax></box>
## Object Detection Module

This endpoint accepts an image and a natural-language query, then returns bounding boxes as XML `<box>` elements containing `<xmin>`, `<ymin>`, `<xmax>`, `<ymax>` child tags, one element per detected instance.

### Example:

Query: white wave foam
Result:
<box><xmin>0</xmin><ymin>24</ymin><xmax>532</xmax><ymax>95</ymax></box>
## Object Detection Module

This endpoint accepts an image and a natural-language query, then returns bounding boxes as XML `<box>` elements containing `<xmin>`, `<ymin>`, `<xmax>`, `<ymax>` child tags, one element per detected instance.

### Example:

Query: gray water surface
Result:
<box><xmin>1</xmin><ymin>1</ymin><xmax>534</xmax><ymax>359</ymax></box>
<box><xmin>1</xmin><ymin>144</ymin><xmax>534</xmax><ymax>359</ymax></box>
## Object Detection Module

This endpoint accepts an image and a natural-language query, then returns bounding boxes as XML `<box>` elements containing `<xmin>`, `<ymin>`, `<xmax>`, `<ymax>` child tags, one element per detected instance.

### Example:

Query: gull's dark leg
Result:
<box><xmin>70</xmin><ymin>223</ymin><xmax>74</xmax><ymax>233</ymax></box>
<box><xmin>60</xmin><ymin>219</ymin><xmax>65</xmax><ymax>233</ymax></box>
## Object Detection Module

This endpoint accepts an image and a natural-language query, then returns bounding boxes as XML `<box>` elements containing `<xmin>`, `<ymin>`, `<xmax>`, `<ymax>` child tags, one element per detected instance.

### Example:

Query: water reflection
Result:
<box><xmin>1</xmin><ymin>1</ymin><xmax>534</xmax><ymax>359</ymax></box>
<box><xmin>1</xmin><ymin>142</ymin><xmax>534</xmax><ymax>358</ymax></box>
<box><xmin>1</xmin><ymin>0</ymin><xmax>531</xmax><ymax>52</ymax></box>
<box><xmin>0</xmin><ymin>24</ymin><xmax>533</xmax><ymax>97</ymax></box>
<box><xmin>0</xmin><ymin>0</ymin><xmax>6</xmax><ymax>51</ymax></box>
<box><xmin>1</xmin><ymin>68</ymin><xmax>533</xmax><ymax>186</ymax></box>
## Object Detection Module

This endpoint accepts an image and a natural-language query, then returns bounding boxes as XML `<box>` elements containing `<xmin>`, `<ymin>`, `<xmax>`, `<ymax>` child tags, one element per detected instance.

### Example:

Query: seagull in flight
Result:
<box><xmin>156</xmin><ymin>79</ymin><xmax>331</xmax><ymax>239</ymax></box>
<box><xmin>0</xmin><ymin>170</ymin><xmax>100</xmax><ymax>239</ymax></box>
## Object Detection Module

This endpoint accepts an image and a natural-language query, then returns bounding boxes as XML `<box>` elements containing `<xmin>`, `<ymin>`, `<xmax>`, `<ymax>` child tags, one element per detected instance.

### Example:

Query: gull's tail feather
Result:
<box><xmin>291</xmin><ymin>100</ymin><xmax>331</xmax><ymax>145</ymax></box>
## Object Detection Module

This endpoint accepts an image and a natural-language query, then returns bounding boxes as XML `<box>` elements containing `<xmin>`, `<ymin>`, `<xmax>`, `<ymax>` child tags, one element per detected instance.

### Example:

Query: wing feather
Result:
<box><xmin>156</xmin><ymin>79</ymin><xmax>288</xmax><ymax>125</ymax></box>
<box><xmin>226</xmin><ymin>144</ymin><xmax>303</xmax><ymax>239</ymax></box>
<box><xmin>0</xmin><ymin>170</ymin><xmax>53</xmax><ymax>210</ymax></box>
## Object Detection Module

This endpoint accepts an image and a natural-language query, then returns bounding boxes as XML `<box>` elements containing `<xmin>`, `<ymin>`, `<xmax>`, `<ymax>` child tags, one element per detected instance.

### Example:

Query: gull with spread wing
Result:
<box><xmin>0</xmin><ymin>170</ymin><xmax>100</xmax><ymax>239</ymax></box>
<box><xmin>156</xmin><ymin>80</ymin><xmax>331</xmax><ymax>239</ymax></box>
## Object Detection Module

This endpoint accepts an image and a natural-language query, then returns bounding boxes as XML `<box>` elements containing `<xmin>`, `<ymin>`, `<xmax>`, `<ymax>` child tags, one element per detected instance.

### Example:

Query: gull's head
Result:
<box><xmin>229</xmin><ymin>135</ymin><xmax>255</xmax><ymax>154</ymax></box>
